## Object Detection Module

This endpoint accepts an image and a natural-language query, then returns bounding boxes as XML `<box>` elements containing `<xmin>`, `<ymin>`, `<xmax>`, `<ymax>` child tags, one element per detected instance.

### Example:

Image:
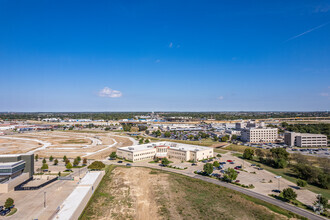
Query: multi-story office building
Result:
<box><xmin>284</xmin><ymin>132</ymin><xmax>327</xmax><ymax>147</ymax></box>
<box><xmin>241</xmin><ymin>128</ymin><xmax>278</xmax><ymax>143</ymax></box>
<box><xmin>0</xmin><ymin>153</ymin><xmax>34</xmax><ymax>193</ymax></box>
<box><xmin>117</xmin><ymin>142</ymin><xmax>213</xmax><ymax>162</ymax></box>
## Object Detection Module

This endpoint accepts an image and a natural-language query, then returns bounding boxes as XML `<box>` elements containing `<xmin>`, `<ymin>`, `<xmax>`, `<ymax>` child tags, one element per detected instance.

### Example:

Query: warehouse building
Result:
<box><xmin>117</xmin><ymin>142</ymin><xmax>213</xmax><ymax>162</ymax></box>
<box><xmin>284</xmin><ymin>132</ymin><xmax>327</xmax><ymax>147</ymax></box>
<box><xmin>241</xmin><ymin>128</ymin><xmax>278</xmax><ymax>143</ymax></box>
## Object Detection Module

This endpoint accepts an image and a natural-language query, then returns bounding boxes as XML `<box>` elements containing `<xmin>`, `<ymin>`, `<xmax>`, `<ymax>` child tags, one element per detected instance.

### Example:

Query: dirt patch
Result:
<box><xmin>81</xmin><ymin>167</ymin><xmax>294</xmax><ymax>220</ymax></box>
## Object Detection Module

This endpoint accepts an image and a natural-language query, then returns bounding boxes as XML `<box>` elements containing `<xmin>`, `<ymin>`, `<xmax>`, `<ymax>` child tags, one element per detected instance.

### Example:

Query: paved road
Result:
<box><xmin>127</xmin><ymin>163</ymin><xmax>326</xmax><ymax>220</ymax></box>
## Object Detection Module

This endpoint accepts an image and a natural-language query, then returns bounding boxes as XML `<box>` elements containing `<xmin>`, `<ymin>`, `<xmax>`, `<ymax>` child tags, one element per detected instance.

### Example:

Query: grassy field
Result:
<box><xmin>80</xmin><ymin>166</ymin><xmax>305</xmax><ymax>220</ymax></box>
<box><xmin>60</xmin><ymin>139</ymin><xmax>89</xmax><ymax>144</ymax></box>
<box><xmin>214</xmin><ymin>148</ymin><xmax>229</xmax><ymax>154</ymax></box>
<box><xmin>148</xmin><ymin>137</ymin><xmax>219</xmax><ymax>146</ymax></box>
<box><xmin>223</xmin><ymin>144</ymin><xmax>269</xmax><ymax>153</ymax></box>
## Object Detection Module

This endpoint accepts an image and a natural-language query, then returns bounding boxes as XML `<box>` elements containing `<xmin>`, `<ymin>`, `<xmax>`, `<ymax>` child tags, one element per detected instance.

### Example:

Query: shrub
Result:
<box><xmin>296</xmin><ymin>179</ymin><xmax>307</xmax><ymax>187</ymax></box>
<box><xmin>282</xmin><ymin>188</ymin><xmax>297</xmax><ymax>201</ymax></box>
<box><xmin>88</xmin><ymin>161</ymin><xmax>105</xmax><ymax>170</ymax></box>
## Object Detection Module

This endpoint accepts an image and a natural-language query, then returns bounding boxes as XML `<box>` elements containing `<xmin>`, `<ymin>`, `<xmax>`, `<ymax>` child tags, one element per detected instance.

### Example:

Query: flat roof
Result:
<box><xmin>54</xmin><ymin>171</ymin><xmax>103</xmax><ymax>220</ymax></box>
<box><xmin>118</xmin><ymin>141</ymin><xmax>212</xmax><ymax>153</ymax></box>
<box><xmin>79</xmin><ymin>171</ymin><xmax>102</xmax><ymax>186</ymax></box>
<box><xmin>54</xmin><ymin>186</ymin><xmax>91</xmax><ymax>220</ymax></box>
<box><xmin>0</xmin><ymin>152</ymin><xmax>33</xmax><ymax>158</ymax></box>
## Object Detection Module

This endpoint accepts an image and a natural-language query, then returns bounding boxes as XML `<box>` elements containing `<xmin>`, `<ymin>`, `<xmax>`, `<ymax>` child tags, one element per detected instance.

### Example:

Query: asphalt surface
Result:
<box><xmin>130</xmin><ymin>164</ymin><xmax>327</xmax><ymax>220</ymax></box>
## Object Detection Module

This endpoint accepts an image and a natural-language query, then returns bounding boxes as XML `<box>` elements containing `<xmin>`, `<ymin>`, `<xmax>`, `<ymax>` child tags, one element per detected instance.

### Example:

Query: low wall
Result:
<box><xmin>53</xmin><ymin>171</ymin><xmax>105</xmax><ymax>220</ymax></box>
<box><xmin>0</xmin><ymin>173</ymin><xmax>30</xmax><ymax>193</ymax></box>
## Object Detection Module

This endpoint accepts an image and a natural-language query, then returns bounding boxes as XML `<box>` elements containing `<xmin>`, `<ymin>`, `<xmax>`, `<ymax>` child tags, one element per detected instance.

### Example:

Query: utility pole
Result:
<box><xmin>44</xmin><ymin>191</ymin><xmax>46</xmax><ymax>208</ymax></box>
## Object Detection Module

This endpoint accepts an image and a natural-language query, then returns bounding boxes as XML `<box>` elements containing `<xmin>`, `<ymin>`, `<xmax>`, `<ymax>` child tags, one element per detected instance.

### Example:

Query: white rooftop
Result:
<box><xmin>79</xmin><ymin>171</ymin><xmax>102</xmax><ymax>186</ymax></box>
<box><xmin>54</xmin><ymin>186</ymin><xmax>91</xmax><ymax>220</ymax></box>
<box><xmin>118</xmin><ymin>141</ymin><xmax>211</xmax><ymax>153</ymax></box>
<box><xmin>54</xmin><ymin>171</ymin><xmax>103</xmax><ymax>220</ymax></box>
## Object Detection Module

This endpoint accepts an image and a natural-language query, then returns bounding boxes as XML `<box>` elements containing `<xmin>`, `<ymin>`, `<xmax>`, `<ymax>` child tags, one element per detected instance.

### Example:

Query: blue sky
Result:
<box><xmin>0</xmin><ymin>0</ymin><xmax>329</xmax><ymax>112</ymax></box>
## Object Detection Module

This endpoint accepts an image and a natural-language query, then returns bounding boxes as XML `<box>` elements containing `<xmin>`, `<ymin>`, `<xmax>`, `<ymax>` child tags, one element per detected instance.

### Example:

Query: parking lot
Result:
<box><xmin>288</xmin><ymin>148</ymin><xmax>330</xmax><ymax>158</ymax></box>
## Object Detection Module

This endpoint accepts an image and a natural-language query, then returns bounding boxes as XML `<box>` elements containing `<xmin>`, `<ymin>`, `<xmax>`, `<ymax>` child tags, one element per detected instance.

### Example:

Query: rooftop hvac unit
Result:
<box><xmin>147</xmin><ymin>145</ymin><xmax>152</xmax><ymax>148</ymax></box>
<box><xmin>128</xmin><ymin>147</ymin><xmax>134</xmax><ymax>150</ymax></box>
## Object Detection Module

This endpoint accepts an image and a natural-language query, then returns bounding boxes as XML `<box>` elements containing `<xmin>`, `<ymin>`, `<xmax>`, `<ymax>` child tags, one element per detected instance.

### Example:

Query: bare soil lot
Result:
<box><xmin>80</xmin><ymin>166</ymin><xmax>298</xmax><ymax>220</ymax></box>
<box><xmin>0</xmin><ymin>131</ymin><xmax>133</xmax><ymax>159</ymax></box>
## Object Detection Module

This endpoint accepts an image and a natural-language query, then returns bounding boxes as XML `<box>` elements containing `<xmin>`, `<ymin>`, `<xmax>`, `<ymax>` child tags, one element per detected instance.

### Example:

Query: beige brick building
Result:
<box><xmin>241</xmin><ymin>128</ymin><xmax>278</xmax><ymax>143</ymax></box>
<box><xmin>284</xmin><ymin>132</ymin><xmax>327</xmax><ymax>147</ymax></box>
<box><xmin>117</xmin><ymin>142</ymin><xmax>214</xmax><ymax>162</ymax></box>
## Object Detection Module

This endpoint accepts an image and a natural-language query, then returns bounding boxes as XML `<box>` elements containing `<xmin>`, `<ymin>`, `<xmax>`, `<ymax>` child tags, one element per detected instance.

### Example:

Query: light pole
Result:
<box><xmin>275</xmin><ymin>176</ymin><xmax>282</xmax><ymax>191</ymax></box>
<box><xmin>44</xmin><ymin>191</ymin><xmax>46</xmax><ymax>208</ymax></box>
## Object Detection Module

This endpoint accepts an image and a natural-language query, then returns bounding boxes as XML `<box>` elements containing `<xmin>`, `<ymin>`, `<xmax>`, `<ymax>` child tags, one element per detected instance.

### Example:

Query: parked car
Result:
<box><xmin>235</xmin><ymin>180</ymin><xmax>240</xmax><ymax>183</ymax></box>
<box><xmin>126</xmin><ymin>163</ymin><xmax>131</xmax><ymax>166</ymax></box>
<box><xmin>0</xmin><ymin>209</ymin><xmax>10</xmax><ymax>216</ymax></box>
<box><xmin>272</xmin><ymin>189</ymin><xmax>281</xmax><ymax>193</ymax></box>
<box><xmin>257</xmin><ymin>168</ymin><xmax>264</xmax><ymax>170</ymax></box>
<box><xmin>191</xmin><ymin>163</ymin><xmax>197</xmax><ymax>166</ymax></box>
<box><xmin>227</xmin><ymin>160</ymin><xmax>233</xmax><ymax>162</ymax></box>
<box><xmin>230</xmin><ymin>162</ymin><xmax>234</xmax><ymax>164</ymax></box>
<box><xmin>251</xmin><ymin>164</ymin><xmax>256</xmax><ymax>166</ymax></box>
<box><xmin>0</xmin><ymin>206</ymin><xmax>3</xmax><ymax>212</ymax></box>
<box><xmin>117</xmin><ymin>161</ymin><xmax>123</xmax><ymax>163</ymax></box>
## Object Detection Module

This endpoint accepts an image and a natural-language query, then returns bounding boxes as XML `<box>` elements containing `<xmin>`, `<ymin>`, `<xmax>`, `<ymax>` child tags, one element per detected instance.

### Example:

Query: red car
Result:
<box><xmin>235</xmin><ymin>180</ymin><xmax>240</xmax><ymax>183</ymax></box>
<box><xmin>227</xmin><ymin>160</ymin><xmax>233</xmax><ymax>162</ymax></box>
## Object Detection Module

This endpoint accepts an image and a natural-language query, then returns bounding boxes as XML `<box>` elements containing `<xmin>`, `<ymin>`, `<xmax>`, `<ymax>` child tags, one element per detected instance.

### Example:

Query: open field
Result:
<box><xmin>0</xmin><ymin>131</ymin><xmax>134</xmax><ymax>159</ymax></box>
<box><xmin>80</xmin><ymin>166</ymin><xmax>303</xmax><ymax>220</ymax></box>
<box><xmin>223</xmin><ymin>144</ymin><xmax>269</xmax><ymax>154</ymax></box>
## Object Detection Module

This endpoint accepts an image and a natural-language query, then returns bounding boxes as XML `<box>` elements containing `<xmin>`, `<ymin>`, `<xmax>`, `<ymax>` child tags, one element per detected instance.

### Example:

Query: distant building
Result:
<box><xmin>0</xmin><ymin>153</ymin><xmax>34</xmax><ymax>193</ymax></box>
<box><xmin>284</xmin><ymin>132</ymin><xmax>327</xmax><ymax>147</ymax></box>
<box><xmin>117</xmin><ymin>142</ymin><xmax>213</xmax><ymax>162</ymax></box>
<box><xmin>241</xmin><ymin>128</ymin><xmax>278</xmax><ymax>143</ymax></box>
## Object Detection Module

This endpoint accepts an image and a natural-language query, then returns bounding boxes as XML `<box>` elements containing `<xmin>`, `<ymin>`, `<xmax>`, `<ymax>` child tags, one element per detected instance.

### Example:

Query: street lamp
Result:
<box><xmin>275</xmin><ymin>176</ymin><xmax>282</xmax><ymax>191</ymax></box>
<box><xmin>44</xmin><ymin>191</ymin><xmax>46</xmax><ymax>208</ymax></box>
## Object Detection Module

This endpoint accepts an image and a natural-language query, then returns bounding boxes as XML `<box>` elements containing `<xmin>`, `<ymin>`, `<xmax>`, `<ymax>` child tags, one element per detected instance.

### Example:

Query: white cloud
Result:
<box><xmin>320</xmin><ymin>92</ymin><xmax>329</xmax><ymax>97</ymax></box>
<box><xmin>218</xmin><ymin>96</ymin><xmax>224</xmax><ymax>100</ymax></box>
<box><xmin>98</xmin><ymin>87</ymin><xmax>122</xmax><ymax>98</ymax></box>
<box><xmin>169</xmin><ymin>42</ymin><xmax>173</xmax><ymax>48</ymax></box>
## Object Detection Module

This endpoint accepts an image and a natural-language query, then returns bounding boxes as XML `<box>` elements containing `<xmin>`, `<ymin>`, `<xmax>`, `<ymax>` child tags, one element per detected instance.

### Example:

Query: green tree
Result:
<box><xmin>73</xmin><ymin>158</ymin><xmax>79</xmax><ymax>166</ymax></box>
<box><xmin>213</xmin><ymin>161</ymin><xmax>220</xmax><ymax>167</ymax></box>
<box><xmin>49</xmin><ymin>155</ymin><xmax>54</xmax><ymax>162</ymax></box>
<box><xmin>161</xmin><ymin>158</ymin><xmax>170</xmax><ymax>166</ymax></box>
<box><xmin>282</xmin><ymin>188</ymin><xmax>297</xmax><ymax>201</ymax></box>
<box><xmin>145</xmin><ymin>139</ymin><xmax>150</xmax><ymax>143</ymax></box>
<box><xmin>275</xmin><ymin>158</ymin><xmax>288</xmax><ymax>168</ymax></box>
<box><xmin>35</xmin><ymin>154</ymin><xmax>38</xmax><ymax>161</ymax></box>
<box><xmin>109</xmin><ymin>152</ymin><xmax>117</xmax><ymax>159</ymax></box>
<box><xmin>77</xmin><ymin>156</ymin><xmax>81</xmax><ymax>162</ymax></box>
<box><xmin>66</xmin><ymin>162</ymin><xmax>73</xmax><ymax>170</ymax></box>
<box><xmin>221</xmin><ymin>135</ymin><xmax>229</xmax><ymax>142</ymax></box>
<box><xmin>296</xmin><ymin>179</ymin><xmax>307</xmax><ymax>187</ymax></box>
<box><xmin>65</xmin><ymin>158</ymin><xmax>70</xmax><ymax>165</ymax></box>
<box><xmin>58</xmin><ymin>171</ymin><xmax>61</xmax><ymax>176</ymax></box>
<box><xmin>42</xmin><ymin>158</ymin><xmax>46</xmax><ymax>164</ymax></box>
<box><xmin>83</xmin><ymin>158</ymin><xmax>87</xmax><ymax>165</ymax></box>
<box><xmin>139</xmin><ymin>138</ymin><xmax>144</xmax><ymax>145</ymax></box>
<box><xmin>314</xmin><ymin>195</ymin><xmax>328</xmax><ymax>211</ymax></box>
<box><xmin>41</xmin><ymin>163</ymin><xmax>48</xmax><ymax>170</ymax></box>
<box><xmin>223</xmin><ymin>168</ymin><xmax>238</xmax><ymax>182</ymax></box>
<box><xmin>4</xmin><ymin>198</ymin><xmax>14</xmax><ymax>209</ymax></box>
<box><xmin>255</xmin><ymin>149</ymin><xmax>265</xmax><ymax>160</ymax></box>
<box><xmin>270</xmin><ymin>148</ymin><xmax>289</xmax><ymax>161</ymax></box>
<box><xmin>63</xmin><ymin>155</ymin><xmax>67</xmax><ymax>162</ymax></box>
<box><xmin>54</xmin><ymin>159</ymin><xmax>58</xmax><ymax>165</ymax></box>
<box><xmin>213</xmin><ymin>136</ymin><xmax>219</xmax><ymax>141</ymax></box>
<box><xmin>231</xmin><ymin>135</ymin><xmax>237</xmax><ymax>140</ymax></box>
<box><xmin>216</xmin><ymin>154</ymin><xmax>221</xmax><ymax>157</ymax></box>
<box><xmin>88</xmin><ymin>161</ymin><xmax>105</xmax><ymax>170</ymax></box>
<box><xmin>203</xmin><ymin>163</ymin><xmax>213</xmax><ymax>175</ymax></box>
<box><xmin>164</xmin><ymin>131</ymin><xmax>171</xmax><ymax>138</ymax></box>
<box><xmin>243</xmin><ymin>148</ymin><xmax>254</xmax><ymax>160</ymax></box>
